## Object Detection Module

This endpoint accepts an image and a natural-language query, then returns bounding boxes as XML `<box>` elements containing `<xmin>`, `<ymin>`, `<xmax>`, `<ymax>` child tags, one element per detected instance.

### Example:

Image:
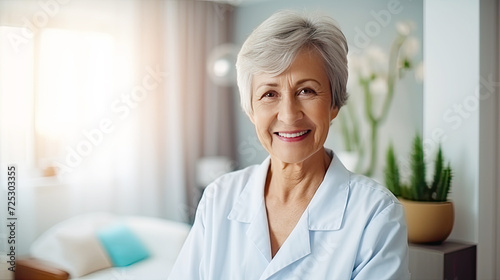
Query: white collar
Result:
<box><xmin>227</xmin><ymin>149</ymin><xmax>351</xmax><ymax>231</ymax></box>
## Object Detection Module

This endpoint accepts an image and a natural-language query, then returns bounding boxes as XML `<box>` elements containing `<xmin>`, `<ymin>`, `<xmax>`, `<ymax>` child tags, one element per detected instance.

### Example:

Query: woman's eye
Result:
<box><xmin>262</xmin><ymin>91</ymin><xmax>277</xmax><ymax>98</ymax></box>
<box><xmin>298</xmin><ymin>88</ymin><xmax>316</xmax><ymax>95</ymax></box>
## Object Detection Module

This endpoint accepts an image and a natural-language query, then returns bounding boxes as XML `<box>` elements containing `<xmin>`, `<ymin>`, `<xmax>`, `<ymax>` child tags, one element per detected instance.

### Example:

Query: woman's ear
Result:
<box><xmin>248</xmin><ymin>111</ymin><xmax>255</xmax><ymax>124</ymax></box>
<box><xmin>330</xmin><ymin>106</ymin><xmax>339</xmax><ymax>122</ymax></box>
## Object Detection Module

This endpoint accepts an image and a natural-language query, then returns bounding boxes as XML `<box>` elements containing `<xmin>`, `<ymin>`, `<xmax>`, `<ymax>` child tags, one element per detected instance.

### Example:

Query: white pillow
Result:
<box><xmin>31</xmin><ymin>212</ymin><xmax>114</xmax><ymax>277</ymax></box>
<box><xmin>125</xmin><ymin>216</ymin><xmax>191</xmax><ymax>261</ymax></box>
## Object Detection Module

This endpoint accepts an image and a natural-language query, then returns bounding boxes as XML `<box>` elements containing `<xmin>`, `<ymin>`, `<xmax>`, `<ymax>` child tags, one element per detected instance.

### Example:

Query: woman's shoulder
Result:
<box><xmin>331</xmin><ymin>152</ymin><xmax>398</xmax><ymax>206</ymax></box>
<box><xmin>201</xmin><ymin>164</ymin><xmax>261</xmax><ymax>203</ymax></box>
<box><xmin>211</xmin><ymin>164</ymin><xmax>259</xmax><ymax>188</ymax></box>
<box><xmin>347</xmin><ymin>172</ymin><xmax>400</xmax><ymax>207</ymax></box>
<box><xmin>340</xmin><ymin>172</ymin><xmax>404</xmax><ymax>227</ymax></box>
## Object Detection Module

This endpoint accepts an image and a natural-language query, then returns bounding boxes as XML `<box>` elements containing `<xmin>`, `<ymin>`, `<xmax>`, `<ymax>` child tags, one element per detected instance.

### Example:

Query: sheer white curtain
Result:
<box><xmin>0</xmin><ymin>0</ymin><xmax>235</xmax><ymax>233</ymax></box>
<box><xmin>161</xmin><ymin>0</ymin><xmax>236</xmax><ymax>221</ymax></box>
<box><xmin>66</xmin><ymin>0</ymin><xmax>236</xmax><ymax>222</ymax></box>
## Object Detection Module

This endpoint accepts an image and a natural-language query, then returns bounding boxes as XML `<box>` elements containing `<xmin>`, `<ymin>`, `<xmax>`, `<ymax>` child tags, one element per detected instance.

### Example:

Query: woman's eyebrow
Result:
<box><xmin>255</xmin><ymin>82</ymin><xmax>279</xmax><ymax>91</ymax></box>
<box><xmin>295</xmin><ymin>78</ymin><xmax>322</xmax><ymax>87</ymax></box>
<box><xmin>255</xmin><ymin>79</ymin><xmax>322</xmax><ymax>91</ymax></box>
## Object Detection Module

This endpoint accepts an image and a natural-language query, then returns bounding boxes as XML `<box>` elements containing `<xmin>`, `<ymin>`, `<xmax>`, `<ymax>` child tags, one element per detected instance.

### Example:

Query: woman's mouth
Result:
<box><xmin>274</xmin><ymin>130</ymin><xmax>311</xmax><ymax>141</ymax></box>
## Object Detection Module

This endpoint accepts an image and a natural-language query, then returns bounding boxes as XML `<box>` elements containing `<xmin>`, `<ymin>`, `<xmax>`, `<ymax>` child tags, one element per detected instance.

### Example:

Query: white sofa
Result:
<box><xmin>16</xmin><ymin>212</ymin><xmax>190</xmax><ymax>280</ymax></box>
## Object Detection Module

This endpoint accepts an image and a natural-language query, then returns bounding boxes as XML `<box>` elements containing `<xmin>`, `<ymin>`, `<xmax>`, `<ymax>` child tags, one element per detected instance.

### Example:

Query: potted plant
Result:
<box><xmin>385</xmin><ymin>134</ymin><xmax>454</xmax><ymax>244</ymax></box>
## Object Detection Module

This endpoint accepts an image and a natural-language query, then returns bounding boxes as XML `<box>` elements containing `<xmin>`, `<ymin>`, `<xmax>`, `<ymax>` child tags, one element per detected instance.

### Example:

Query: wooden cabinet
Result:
<box><xmin>408</xmin><ymin>241</ymin><xmax>476</xmax><ymax>280</ymax></box>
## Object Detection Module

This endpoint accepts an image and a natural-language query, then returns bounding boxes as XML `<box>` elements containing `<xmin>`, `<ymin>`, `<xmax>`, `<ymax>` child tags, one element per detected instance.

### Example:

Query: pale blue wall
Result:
<box><xmin>232</xmin><ymin>0</ymin><xmax>424</xmax><ymax>179</ymax></box>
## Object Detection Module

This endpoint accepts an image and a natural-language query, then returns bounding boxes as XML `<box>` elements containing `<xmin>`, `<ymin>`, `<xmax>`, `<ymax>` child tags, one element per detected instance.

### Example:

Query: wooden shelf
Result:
<box><xmin>408</xmin><ymin>241</ymin><xmax>476</xmax><ymax>280</ymax></box>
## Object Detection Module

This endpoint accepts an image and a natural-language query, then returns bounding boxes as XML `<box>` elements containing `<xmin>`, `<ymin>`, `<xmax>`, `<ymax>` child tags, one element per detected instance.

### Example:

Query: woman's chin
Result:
<box><xmin>270</xmin><ymin>147</ymin><xmax>324</xmax><ymax>165</ymax></box>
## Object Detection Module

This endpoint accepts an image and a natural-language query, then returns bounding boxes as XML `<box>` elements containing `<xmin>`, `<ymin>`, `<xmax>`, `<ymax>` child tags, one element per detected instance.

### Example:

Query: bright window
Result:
<box><xmin>35</xmin><ymin>29</ymin><xmax>115</xmax><ymax>165</ymax></box>
<box><xmin>0</xmin><ymin>26</ymin><xmax>115</xmax><ymax>176</ymax></box>
<box><xmin>0</xmin><ymin>26</ymin><xmax>34</xmax><ymax>168</ymax></box>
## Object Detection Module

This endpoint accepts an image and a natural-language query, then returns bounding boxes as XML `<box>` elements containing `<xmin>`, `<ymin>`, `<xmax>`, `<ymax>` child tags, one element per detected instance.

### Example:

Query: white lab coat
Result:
<box><xmin>169</xmin><ymin>152</ymin><xmax>410</xmax><ymax>280</ymax></box>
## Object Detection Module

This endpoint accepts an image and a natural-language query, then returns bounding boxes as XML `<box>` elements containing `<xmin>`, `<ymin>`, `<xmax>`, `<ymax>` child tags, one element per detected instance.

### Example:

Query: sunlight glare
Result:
<box><xmin>36</xmin><ymin>29</ymin><xmax>115</xmax><ymax>142</ymax></box>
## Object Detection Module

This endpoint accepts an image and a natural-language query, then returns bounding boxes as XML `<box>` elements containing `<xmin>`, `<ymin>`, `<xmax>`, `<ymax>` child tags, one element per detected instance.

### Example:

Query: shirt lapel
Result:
<box><xmin>259</xmin><ymin>210</ymin><xmax>311</xmax><ymax>279</ymax></box>
<box><xmin>307</xmin><ymin>152</ymin><xmax>350</xmax><ymax>231</ymax></box>
<box><xmin>228</xmin><ymin>157</ymin><xmax>272</xmax><ymax>262</ymax></box>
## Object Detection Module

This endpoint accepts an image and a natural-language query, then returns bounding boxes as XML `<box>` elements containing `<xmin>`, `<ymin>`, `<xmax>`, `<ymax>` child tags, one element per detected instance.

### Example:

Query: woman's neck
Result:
<box><xmin>265</xmin><ymin>148</ymin><xmax>331</xmax><ymax>204</ymax></box>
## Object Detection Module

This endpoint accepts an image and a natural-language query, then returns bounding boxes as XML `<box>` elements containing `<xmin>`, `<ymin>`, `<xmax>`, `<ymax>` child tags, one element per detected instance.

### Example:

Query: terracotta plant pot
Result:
<box><xmin>399</xmin><ymin>198</ymin><xmax>454</xmax><ymax>244</ymax></box>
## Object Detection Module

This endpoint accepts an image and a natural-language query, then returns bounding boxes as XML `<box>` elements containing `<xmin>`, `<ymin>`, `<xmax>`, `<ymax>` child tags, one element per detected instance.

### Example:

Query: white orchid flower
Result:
<box><xmin>348</xmin><ymin>53</ymin><xmax>371</xmax><ymax>79</ymax></box>
<box><xmin>369</xmin><ymin>76</ymin><xmax>388</xmax><ymax>96</ymax></box>
<box><xmin>396</xmin><ymin>22</ymin><xmax>411</xmax><ymax>36</ymax></box>
<box><xmin>396</xmin><ymin>21</ymin><xmax>416</xmax><ymax>36</ymax></box>
<box><xmin>400</xmin><ymin>36</ymin><xmax>420</xmax><ymax>59</ymax></box>
<box><xmin>365</xmin><ymin>46</ymin><xmax>388</xmax><ymax>75</ymax></box>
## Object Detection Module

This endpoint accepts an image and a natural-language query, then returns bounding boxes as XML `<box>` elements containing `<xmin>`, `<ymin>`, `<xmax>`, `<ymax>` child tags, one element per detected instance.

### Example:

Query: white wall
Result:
<box><xmin>424</xmin><ymin>0</ymin><xmax>498</xmax><ymax>278</ymax></box>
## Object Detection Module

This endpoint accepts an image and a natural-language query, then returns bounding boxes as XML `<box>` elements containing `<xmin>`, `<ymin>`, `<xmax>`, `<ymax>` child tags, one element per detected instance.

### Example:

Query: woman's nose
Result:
<box><xmin>277</xmin><ymin>96</ymin><xmax>303</xmax><ymax>124</ymax></box>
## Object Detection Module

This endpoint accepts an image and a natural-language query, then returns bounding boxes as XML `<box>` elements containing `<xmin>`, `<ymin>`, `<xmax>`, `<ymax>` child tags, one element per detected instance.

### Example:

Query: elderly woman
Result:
<box><xmin>169</xmin><ymin>11</ymin><xmax>410</xmax><ymax>279</ymax></box>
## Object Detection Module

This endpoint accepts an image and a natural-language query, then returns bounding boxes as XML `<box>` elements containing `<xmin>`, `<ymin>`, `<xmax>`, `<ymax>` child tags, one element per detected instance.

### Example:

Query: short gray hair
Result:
<box><xmin>236</xmin><ymin>10</ymin><xmax>349</xmax><ymax>116</ymax></box>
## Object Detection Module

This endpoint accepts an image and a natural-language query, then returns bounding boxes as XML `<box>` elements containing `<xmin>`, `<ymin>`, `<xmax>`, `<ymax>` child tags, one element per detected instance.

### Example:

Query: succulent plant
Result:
<box><xmin>385</xmin><ymin>134</ymin><xmax>452</xmax><ymax>202</ymax></box>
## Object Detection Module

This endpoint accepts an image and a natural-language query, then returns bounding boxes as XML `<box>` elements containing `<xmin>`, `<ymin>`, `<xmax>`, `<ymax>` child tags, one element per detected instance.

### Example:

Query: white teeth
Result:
<box><xmin>278</xmin><ymin>130</ymin><xmax>308</xmax><ymax>138</ymax></box>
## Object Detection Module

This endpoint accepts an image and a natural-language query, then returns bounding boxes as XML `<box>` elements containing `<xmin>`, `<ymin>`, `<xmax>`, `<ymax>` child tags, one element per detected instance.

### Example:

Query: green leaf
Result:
<box><xmin>436</xmin><ymin>163</ymin><xmax>452</xmax><ymax>201</ymax></box>
<box><xmin>384</xmin><ymin>143</ymin><xmax>401</xmax><ymax>196</ymax></box>
<box><xmin>430</xmin><ymin>145</ymin><xmax>444</xmax><ymax>194</ymax></box>
<box><xmin>409</xmin><ymin>134</ymin><xmax>427</xmax><ymax>200</ymax></box>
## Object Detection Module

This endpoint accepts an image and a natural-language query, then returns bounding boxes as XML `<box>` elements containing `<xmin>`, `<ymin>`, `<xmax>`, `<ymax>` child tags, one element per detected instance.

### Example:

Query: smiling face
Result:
<box><xmin>250</xmin><ymin>47</ymin><xmax>339</xmax><ymax>164</ymax></box>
